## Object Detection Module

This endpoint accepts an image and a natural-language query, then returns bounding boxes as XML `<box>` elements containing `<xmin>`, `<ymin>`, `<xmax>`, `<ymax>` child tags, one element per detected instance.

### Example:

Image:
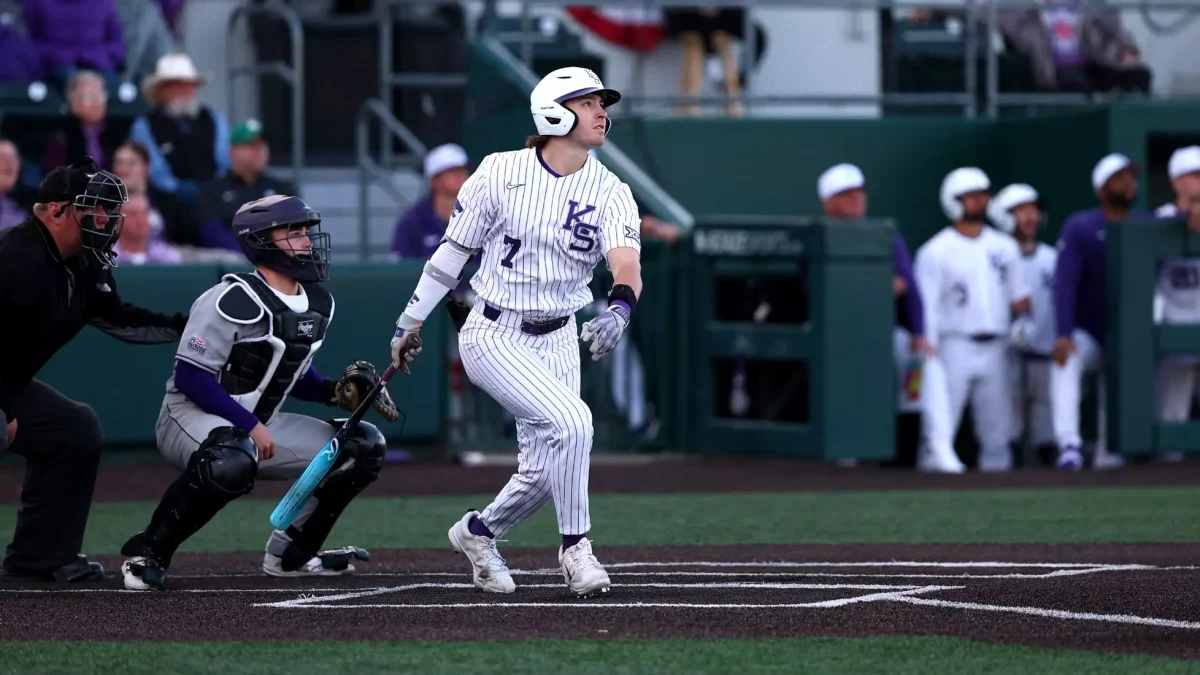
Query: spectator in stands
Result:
<box><xmin>0</xmin><ymin>138</ymin><xmax>28</xmax><ymax>231</ymax></box>
<box><xmin>112</xmin><ymin>0</ymin><xmax>179</xmax><ymax>82</ymax></box>
<box><xmin>391</xmin><ymin>143</ymin><xmax>470</xmax><ymax>260</ymax></box>
<box><xmin>112</xmin><ymin>190</ymin><xmax>180</xmax><ymax>264</ymax></box>
<box><xmin>112</xmin><ymin>140</ymin><xmax>170</xmax><ymax>241</ymax></box>
<box><xmin>997</xmin><ymin>0</ymin><xmax>1151</xmax><ymax>95</ymax></box>
<box><xmin>22</xmin><ymin>0</ymin><xmax>125</xmax><ymax>88</ymax></box>
<box><xmin>195</xmin><ymin>118</ymin><xmax>296</xmax><ymax>251</ymax></box>
<box><xmin>42</xmin><ymin>70</ymin><xmax>131</xmax><ymax>174</ymax></box>
<box><xmin>0</xmin><ymin>12</ymin><xmax>42</xmax><ymax>82</ymax></box>
<box><xmin>157</xmin><ymin>0</ymin><xmax>182</xmax><ymax>38</ymax></box>
<box><xmin>129</xmin><ymin>52</ymin><xmax>229</xmax><ymax>246</ymax></box>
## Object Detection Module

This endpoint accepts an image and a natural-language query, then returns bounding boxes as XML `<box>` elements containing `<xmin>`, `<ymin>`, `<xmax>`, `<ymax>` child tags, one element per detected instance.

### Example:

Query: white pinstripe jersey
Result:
<box><xmin>444</xmin><ymin>148</ymin><xmax>642</xmax><ymax>319</ymax></box>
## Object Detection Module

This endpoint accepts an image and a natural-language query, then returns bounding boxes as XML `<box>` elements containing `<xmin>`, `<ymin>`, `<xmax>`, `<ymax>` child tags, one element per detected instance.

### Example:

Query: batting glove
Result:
<box><xmin>390</xmin><ymin>314</ymin><xmax>423</xmax><ymax>374</ymax></box>
<box><xmin>579</xmin><ymin>304</ymin><xmax>629</xmax><ymax>361</ymax></box>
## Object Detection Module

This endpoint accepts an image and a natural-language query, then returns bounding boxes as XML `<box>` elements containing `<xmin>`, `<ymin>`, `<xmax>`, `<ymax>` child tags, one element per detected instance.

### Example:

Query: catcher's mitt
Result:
<box><xmin>334</xmin><ymin>360</ymin><xmax>401</xmax><ymax>422</ymax></box>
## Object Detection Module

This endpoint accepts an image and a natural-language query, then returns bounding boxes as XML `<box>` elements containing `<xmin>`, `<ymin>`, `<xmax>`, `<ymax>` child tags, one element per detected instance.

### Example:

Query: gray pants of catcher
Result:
<box><xmin>156</xmin><ymin>397</ymin><xmax>336</xmax><ymax>558</ymax></box>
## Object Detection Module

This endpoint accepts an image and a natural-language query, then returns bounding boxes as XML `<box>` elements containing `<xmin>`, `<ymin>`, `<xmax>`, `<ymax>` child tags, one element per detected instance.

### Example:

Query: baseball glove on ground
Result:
<box><xmin>334</xmin><ymin>360</ymin><xmax>401</xmax><ymax>422</ymax></box>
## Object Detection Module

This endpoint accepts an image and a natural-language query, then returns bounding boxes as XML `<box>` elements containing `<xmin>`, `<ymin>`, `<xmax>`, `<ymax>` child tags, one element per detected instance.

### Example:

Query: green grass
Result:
<box><xmin>1</xmin><ymin>638</ymin><xmax>1196</xmax><ymax>674</ymax></box>
<box><xmin>2</xmin><ymin>486</ymin><xmax>1195</xmax><ymax>555</ymax></box>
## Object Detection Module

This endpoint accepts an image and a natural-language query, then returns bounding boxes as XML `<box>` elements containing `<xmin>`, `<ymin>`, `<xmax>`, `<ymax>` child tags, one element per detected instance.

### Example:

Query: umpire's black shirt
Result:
<box><xmin>0</xmin><ymin>215</ymin><xmax>187</xmax><ymax>421</ymax></box>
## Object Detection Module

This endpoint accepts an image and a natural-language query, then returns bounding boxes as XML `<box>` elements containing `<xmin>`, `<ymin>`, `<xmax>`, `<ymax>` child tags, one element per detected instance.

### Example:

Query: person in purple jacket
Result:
<box><xmin>1050</xmin><ymin>152</ymin><xmax>1152</xmax><ymax>471</ymax></box>
<box><xmin>818</xmin><ymin>163</ymin><xmax>934</xmax><ymax>468</ymax></box>
<box><xmin>391</xmin><ymin>143</ymin><xmax>470</xmax><ymax>261</ymax></box>
<box><xmin>22</xmin><ymin>0</ymin><xmax>125</xmax><ymax>87</ymax></box>
<box><xmin>0</xmin><ymin>21</ymin><xmax>43</xmax><ymax>82</ymax></box>
<box><xmin>118</xmin><ymin>195</ymin><xmax>400</xmax><ymax>591</ymax></box>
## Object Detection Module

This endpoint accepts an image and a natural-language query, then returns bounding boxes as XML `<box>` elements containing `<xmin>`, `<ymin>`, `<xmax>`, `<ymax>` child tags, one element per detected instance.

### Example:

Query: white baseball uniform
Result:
<box><xmin>1153</xmin><ymin>202</ymin><xmax>1200</xmax><ymax>426</ymax></box>
<box><xmin>915</xmin><ymin>226</ymin><xmax>1030</xmax><ymax>471</ymax></box>
<box><xmin>446</xmin><ymin>148</ymin><xmax>641</xmax><ymax>537</ymax></box>
<box><xmin>1009</xmin><ymin>243</ymin><xmax>1057</xmax><ymax>450</ymax></box>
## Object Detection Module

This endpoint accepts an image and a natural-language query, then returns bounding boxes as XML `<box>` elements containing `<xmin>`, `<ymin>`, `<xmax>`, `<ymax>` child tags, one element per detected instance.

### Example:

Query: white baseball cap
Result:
<box><xmin>423</xmin><ymin>143</ymin><xmax>469</xmax><ymax>180</ymax></box>
<box><xmin>1168</xmin><ymin>146</ymin><xmax>1200</xmax><ymax>180</ymax></box>
<box><xmin>818</xmin><ymin>163</ymin><xmax>865</xmax><ymax>201</ymax></box>
<box><xmin>1091</xmin><ymin>152</ymin><xmax>1135</xmax><ymax>192</ymax></box>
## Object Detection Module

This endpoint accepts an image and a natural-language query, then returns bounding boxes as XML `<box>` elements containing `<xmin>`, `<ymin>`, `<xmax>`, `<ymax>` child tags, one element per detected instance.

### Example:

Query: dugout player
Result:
<box><xmin>1051</xmin><ymin>154</ymin><xmax>1153</xmax><ymax>470</ymax></box>
<box><xmin>0</xmin><ymin>157</ymin><xmax>188</xmax><ymax>582</ymax></box>
<box><xmin>119</xmin><ymin>195</ymin><xmax>400</xmax><ymax>591</ymax></box>
<box><xmin>988</xmin><ymin>184</ymin><xmax>1058</xmax><ymax>466</ymax></box>
<box><xmin>914</xmin><ymin>168</ymin><xmax>1032</xmax><ymax>473</ymax></box>
<box><xmin>1150</xmin><ymin>146</ymin><xmax>1200</xmax><ymax>462</ymax></box>
<box><xmin>388</xmin><ymin>66</ymin><xmax>644</xmax><ymax>598</ymax></box>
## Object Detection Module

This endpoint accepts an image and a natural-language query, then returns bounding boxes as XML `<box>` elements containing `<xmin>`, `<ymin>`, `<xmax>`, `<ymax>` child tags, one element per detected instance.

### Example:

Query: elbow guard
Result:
<box><xmin>399</xmin><ymin>240</ymin><xmax>475</xmax><ymax>324</ymax></box>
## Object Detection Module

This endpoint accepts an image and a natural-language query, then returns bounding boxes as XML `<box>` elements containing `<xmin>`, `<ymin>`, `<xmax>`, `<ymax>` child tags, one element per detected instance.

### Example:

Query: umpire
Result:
<box><xmin>0</xmin><ymin>157</ymin><xmax>187</xmax><ymax>582</ymax></box>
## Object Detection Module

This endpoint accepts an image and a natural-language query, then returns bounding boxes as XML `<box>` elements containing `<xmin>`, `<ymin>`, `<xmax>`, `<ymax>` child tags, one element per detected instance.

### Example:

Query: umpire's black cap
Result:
<box><xmin>37</xmin><ymin>156</ymin><xmax>106</xmax><ymax>204</ymax></box>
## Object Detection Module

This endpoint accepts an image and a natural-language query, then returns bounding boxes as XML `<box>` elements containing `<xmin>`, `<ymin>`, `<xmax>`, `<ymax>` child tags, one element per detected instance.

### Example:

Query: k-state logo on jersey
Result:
<box><xmin>988</xmin><ymin>252</ymin><xmax>1008</xmax><ymax>283</ymax></box>
<box><xmin>563</xmin><ymin>200</ymin><xmax>598</xmax><ymax>253</ymax></box>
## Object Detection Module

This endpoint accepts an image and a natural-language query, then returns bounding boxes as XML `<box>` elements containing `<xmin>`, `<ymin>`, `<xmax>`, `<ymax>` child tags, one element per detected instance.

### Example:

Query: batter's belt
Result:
<box><xmin>481</xmin><ymin>303</ymin><xmax>570</xmax><ymax>336</ymax></box>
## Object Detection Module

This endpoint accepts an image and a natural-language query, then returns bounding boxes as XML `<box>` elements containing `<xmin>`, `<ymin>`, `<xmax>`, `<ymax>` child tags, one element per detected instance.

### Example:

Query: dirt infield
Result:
<box><xmin>3</xmin><ymin>456</ymin><xmax>1200</xmax><ymax>504</ymax></box>
<box><xmin>1</xmin><ymin>543</ymin><xmax>1197</xmax><ymax>659</ymax></box>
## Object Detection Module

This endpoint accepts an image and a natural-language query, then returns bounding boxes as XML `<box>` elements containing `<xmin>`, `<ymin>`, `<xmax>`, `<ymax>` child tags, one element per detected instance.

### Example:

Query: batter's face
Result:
<box><xmin>564</xmin><ymin>94</ymin><xmax>608</xmax><ymax>149</ymax></box>
<box><xmin>822</xmin><ymin>188</ymin><xmax>867</xmax><ymax>219</ymax></box>
<box><xmin>1011</xmin><ymin>202</ymin><xmax>1041</xmax><ymax>239</ymax></box>
<box><xmin>959</xmin><ymin>191</ymin><xmax>990</xmax><ymax>222</ymax></box>
<box><xmin>270</xmin><ymin>224</ymin><xmax>313</xmax><ymax>257</ymax></box>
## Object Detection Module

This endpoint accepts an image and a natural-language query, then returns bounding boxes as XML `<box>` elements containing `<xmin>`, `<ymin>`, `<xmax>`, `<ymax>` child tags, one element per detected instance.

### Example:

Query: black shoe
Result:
<box><xmin>2</xmin><ymin>555</ymin><xmax>105</xmax><ymax>582</ymax></box>
<box><xmin>121</xmin><ymin>556</ymin><xmax>167</xmax><ymax>591</ymax></box>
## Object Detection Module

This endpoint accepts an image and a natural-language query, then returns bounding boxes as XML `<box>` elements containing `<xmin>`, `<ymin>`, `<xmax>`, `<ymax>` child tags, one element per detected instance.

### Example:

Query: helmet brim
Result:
<box><xmin>556</xmin><ymin>87</ymin><xmax>621</xmax><ymax>108</ymax></box>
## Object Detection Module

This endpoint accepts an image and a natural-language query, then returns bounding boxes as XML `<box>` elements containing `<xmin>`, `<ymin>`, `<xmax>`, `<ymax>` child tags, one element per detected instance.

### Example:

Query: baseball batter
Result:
<box><xmin>119</xmin><ymin>196</ymin><xmax>399</xmax><ymax>591</ymax></box>
<box><xmin>1153</xmin><ymin>146</ymin><xmax>1200</xmax><ymax>458</ymax></box>
<box><xmin>988</xmin><ymin>184</ymin><xmax>1057</xmax><ymax>461</ymax></box>
<box><xmin>388</xmin><ymin>67</ymin><xmax>642</xmax><ymax>597</ymax></box>
<box><xmin>914</xmin><ymin>168</ymin><xmax>1031</xmax><ymax>472</ymax></box>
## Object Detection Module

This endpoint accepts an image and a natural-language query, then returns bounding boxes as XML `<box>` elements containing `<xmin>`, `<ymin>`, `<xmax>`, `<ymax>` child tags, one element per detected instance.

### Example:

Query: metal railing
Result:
<box><xmin>227</xmin><ymin>0</ymin><xmax>305</xmax><ymax>184</ymax></box>
<box><xmin>355</xmin><ymin>98</ymin><xmax>428</xmax><ymax>261</ymax></box>
<box><xmin>490</xmin><ymin>0</ymin><xmax>1200</xmax><ymax>119</ymax></box>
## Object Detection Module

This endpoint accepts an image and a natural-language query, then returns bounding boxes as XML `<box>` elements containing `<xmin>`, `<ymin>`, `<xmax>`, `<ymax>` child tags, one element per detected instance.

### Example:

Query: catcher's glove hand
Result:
<box><xmin>445</xmin><ymin>297</ymin><xmax>470</xmax><ymax>333</ymax></box>
<box><xmin>334</xmin><ymin>360</ymin><xmax>401</xmax><ymax>422</ymax></box>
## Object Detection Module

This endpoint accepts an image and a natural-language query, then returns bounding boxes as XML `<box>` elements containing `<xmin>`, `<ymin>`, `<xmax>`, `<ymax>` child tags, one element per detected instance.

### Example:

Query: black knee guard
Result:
<box><xmin>122</xmin><ymin>427</ymin><xmax>259</xmax><ymax>567</ymax></box>
<box><xmin>280</xmin><ymin>421</ymin><xmax>386</xmax><ymax>570</ymax></box>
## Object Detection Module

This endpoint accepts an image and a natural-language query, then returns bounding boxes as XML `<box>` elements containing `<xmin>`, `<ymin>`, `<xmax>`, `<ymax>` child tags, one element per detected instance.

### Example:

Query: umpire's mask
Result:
<box><xmin>39</xmin><ymin>157</ymin><xmax>129</xmax><ymax>267</ymax></box>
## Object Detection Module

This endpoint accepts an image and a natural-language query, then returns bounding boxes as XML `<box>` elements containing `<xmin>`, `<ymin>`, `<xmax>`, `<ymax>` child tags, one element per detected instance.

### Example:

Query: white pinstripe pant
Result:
<box><xmin>458</xmin><ymin>305</ymin><xmax>594</xmax><ymax>537</ymax></box>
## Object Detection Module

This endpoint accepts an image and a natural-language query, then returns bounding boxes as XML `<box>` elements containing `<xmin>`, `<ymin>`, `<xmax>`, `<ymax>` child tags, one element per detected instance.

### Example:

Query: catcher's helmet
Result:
<box><xmin>939</xmin><ymin>167</ymin><xmax>991</xmax><ymax>222</ymax></box>
<box><xmin>232</xmin><ymin>195</ymin><xmax>330</xmax><ymax>282</ymax></box>
<box><xmin>37</xmin><ymin>156</ymin><xmax>129</xmax><ymax>267</ymax></box>
<box><xmin>988</xmin><ymin>183</ymin><xmax>1041</xmax><ymax>234</ymax></box>
<box><xmin>530</xmin><ymin>66</ymin><xmax>622</xmax><ymax>138</ymax></box>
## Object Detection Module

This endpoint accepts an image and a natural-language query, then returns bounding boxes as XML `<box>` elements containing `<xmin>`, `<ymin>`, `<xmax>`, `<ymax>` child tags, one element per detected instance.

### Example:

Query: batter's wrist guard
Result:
<box><xmin>609</xmin><ymin>284</ymin><xmax>637</xmax><ymax>321</ymax></box>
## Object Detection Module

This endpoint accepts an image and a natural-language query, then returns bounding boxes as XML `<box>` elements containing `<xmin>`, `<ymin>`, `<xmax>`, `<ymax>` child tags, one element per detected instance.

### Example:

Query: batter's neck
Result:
<box><xmin>539</xmin><ymin>141</ymin><xmax>589</xmax><ymax>176</ymax></box>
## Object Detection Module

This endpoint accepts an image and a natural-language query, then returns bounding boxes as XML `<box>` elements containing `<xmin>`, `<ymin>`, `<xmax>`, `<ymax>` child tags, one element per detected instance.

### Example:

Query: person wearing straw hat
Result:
<box><xmin>128</xmin><ymin>53</ymin><xmax>230</xmax><ymax>246</ymax></box>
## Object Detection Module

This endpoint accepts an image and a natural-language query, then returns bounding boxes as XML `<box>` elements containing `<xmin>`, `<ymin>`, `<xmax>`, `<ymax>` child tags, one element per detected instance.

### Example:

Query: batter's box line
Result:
<box><xmin>253</xmin><ymin>583</ymin><xmax>961</xmax><ymax>610</ymax></box>
<box><xmin>602</xmin><ymin>561</ymin><xmax>1163</xmax><ymax>570</ymax></box>
<box><xmin>887</xmin><ymin>595</ymin><xmax>1200</xmax><ymax>630</ymax></box>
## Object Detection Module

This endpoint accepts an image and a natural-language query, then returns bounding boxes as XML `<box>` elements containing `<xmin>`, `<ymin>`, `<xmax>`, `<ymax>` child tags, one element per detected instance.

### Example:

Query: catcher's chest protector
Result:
<box><xmin>218</xmin><ymin>272</ymin><xmax>334</xmax><ymax>424</ymax></box>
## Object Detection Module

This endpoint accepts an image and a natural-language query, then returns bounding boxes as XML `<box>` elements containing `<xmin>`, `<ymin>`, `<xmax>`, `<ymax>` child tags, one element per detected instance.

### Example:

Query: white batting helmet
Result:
<box><xmin>939</xmin><ymin>167</ymin><xmax>991</xmax><ymax>222</ymax></box>
<box><xmin>530</xmin><ymin>67</ymin><xmax>621</xmax><ymax>138</ymax></box>
<box><xmin>988</xmin><ymin>183</ymin><xmax>1040</xmax><ymax>234</ymax></box>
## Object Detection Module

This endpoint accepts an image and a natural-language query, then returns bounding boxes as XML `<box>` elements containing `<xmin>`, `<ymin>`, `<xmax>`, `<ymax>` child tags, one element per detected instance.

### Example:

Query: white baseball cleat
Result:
<box><xmin>917</xmin><ymin>446</ymin><xmax>966</xmax><ymax>474</ymax></box>
<box><xmin>559</xmin><ymin>537</ymin><xmax>611</xmax><ymax>597</ymax></box>
<box><xmin>448</xmin><ymin>510</ymin><xmax>516</xmax><ymax>593</ymax></box>
<box><xmin>262</xmin><ymin>547</ymin><xmax>367</xmax><ymax>578</ymax></box>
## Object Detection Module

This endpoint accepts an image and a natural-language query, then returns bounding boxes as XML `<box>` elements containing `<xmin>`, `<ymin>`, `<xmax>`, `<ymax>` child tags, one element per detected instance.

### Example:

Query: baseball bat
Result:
<box><xmin>269</xmin><ymin>353</ymin><xmax>409</xmax><ymax>530</ymax></box>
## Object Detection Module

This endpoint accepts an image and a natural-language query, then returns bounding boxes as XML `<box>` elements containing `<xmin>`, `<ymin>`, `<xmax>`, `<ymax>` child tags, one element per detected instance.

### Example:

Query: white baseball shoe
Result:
<box><xmin>448</xmin><ymin>510</ymin><xmax>516</xmax><ymax>593</ymax></box>
<box><xmin>262</xmin><ymin>546</ymin><xmax>368</xmax><ymax>577</ymax></box>
<box><xmin>121</xmin><ymin>556</ymin><xmax>167</xmax><ymax>591</ymax></box>
<box><xmin>917</xmin><ymin>445</ymin><xmax>966</xmax><ymax>474</ymax></box>
<box><xmin>559</xmin><ymin>537</ymin><xmax>611</xmax><ymax>597</ymax></box>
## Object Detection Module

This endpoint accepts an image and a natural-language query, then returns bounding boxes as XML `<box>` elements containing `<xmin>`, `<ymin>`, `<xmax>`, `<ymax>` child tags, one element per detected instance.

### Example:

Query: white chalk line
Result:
<box><xmin>256</xmin><ymin>585</ymin><xmax>962</xmax><ymax>610</ymax></box>
<box><xmin>0</xmin><ymin>587</ymin><xmax>344</xmax><ymax>594</ymax></box>
<box><xmin>250</xmin><ymin>581</ymin><xmax>930</xmax><ymax>609</ymax></box>
<box><xmin>888</xmin><ymin>595</ymin><xmax>1200</xmax><ymax>630</ymax></box>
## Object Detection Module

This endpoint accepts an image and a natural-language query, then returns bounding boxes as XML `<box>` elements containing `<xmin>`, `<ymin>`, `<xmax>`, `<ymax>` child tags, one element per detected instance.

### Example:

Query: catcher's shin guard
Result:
<box><xmin>279</xmin><ymin>421</ymin><xmax>386</xmax><ymax>571</ymax></box>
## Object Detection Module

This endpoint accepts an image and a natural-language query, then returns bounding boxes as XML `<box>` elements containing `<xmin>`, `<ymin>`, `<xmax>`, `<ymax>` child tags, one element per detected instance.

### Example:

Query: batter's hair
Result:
<box><xmin>525</xmin><ymin>134</ymin><xmax>551</xmax><ymax>149</ymax></box>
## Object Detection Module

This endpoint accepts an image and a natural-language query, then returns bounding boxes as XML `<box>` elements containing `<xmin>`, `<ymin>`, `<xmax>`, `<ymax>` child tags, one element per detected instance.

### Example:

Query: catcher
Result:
<box><xmin>119</xmin><ymin>195</ymin><xmax>400</xmax><ymax>591</ymax></box>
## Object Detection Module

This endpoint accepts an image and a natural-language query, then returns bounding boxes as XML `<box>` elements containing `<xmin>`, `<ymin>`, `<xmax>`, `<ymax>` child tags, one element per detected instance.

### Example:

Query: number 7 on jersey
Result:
<box><xmin>501</xmin><ymin>236</ymin><xmax>522</xmax><ymax>268</ymax></box>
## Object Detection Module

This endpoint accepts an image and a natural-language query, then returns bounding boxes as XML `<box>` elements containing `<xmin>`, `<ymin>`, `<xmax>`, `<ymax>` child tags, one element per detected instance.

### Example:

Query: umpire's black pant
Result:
<box><xmin>2</xmin><ymin>380</ymin><xmax>104</xmax><ymax>573</ymax></box>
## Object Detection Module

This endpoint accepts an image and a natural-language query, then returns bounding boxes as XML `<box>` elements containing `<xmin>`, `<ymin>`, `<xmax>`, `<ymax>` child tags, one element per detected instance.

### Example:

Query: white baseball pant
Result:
<box><xmin>457</xmin><ymin>305</ymin><xmax>593</xmax><ymax>538</ymax></box>
<box><xmin>1008</xmin><ymin>354</ymin><xmax>1054</xmax><ymax>448</ymax></box>
<box><xmin>923</xmin><ymin>336</ymin><xmax>1014</xmax><ymax>471</ymax></box>
<box><xmin>1156</xmin><ymin>356</ymin><xmax>1200</xmax><ymax>423</ymax></box>
<box><xmin>1050</xmin><ymin>328</ymin><xmax>1105</xmax><ymax>452</ymax></box>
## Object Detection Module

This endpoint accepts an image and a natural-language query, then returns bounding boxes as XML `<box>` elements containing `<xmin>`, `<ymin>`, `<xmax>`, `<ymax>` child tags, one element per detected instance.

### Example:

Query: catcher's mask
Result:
<box><xmin>38</xmin><ymin>156</ymin><xmax>129</xmax><ymax>267</ymax></box>
<box><xmin>232</xmin><ymin>195</ymin><xmax>331</xmax><ymax>283</ymax></box>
